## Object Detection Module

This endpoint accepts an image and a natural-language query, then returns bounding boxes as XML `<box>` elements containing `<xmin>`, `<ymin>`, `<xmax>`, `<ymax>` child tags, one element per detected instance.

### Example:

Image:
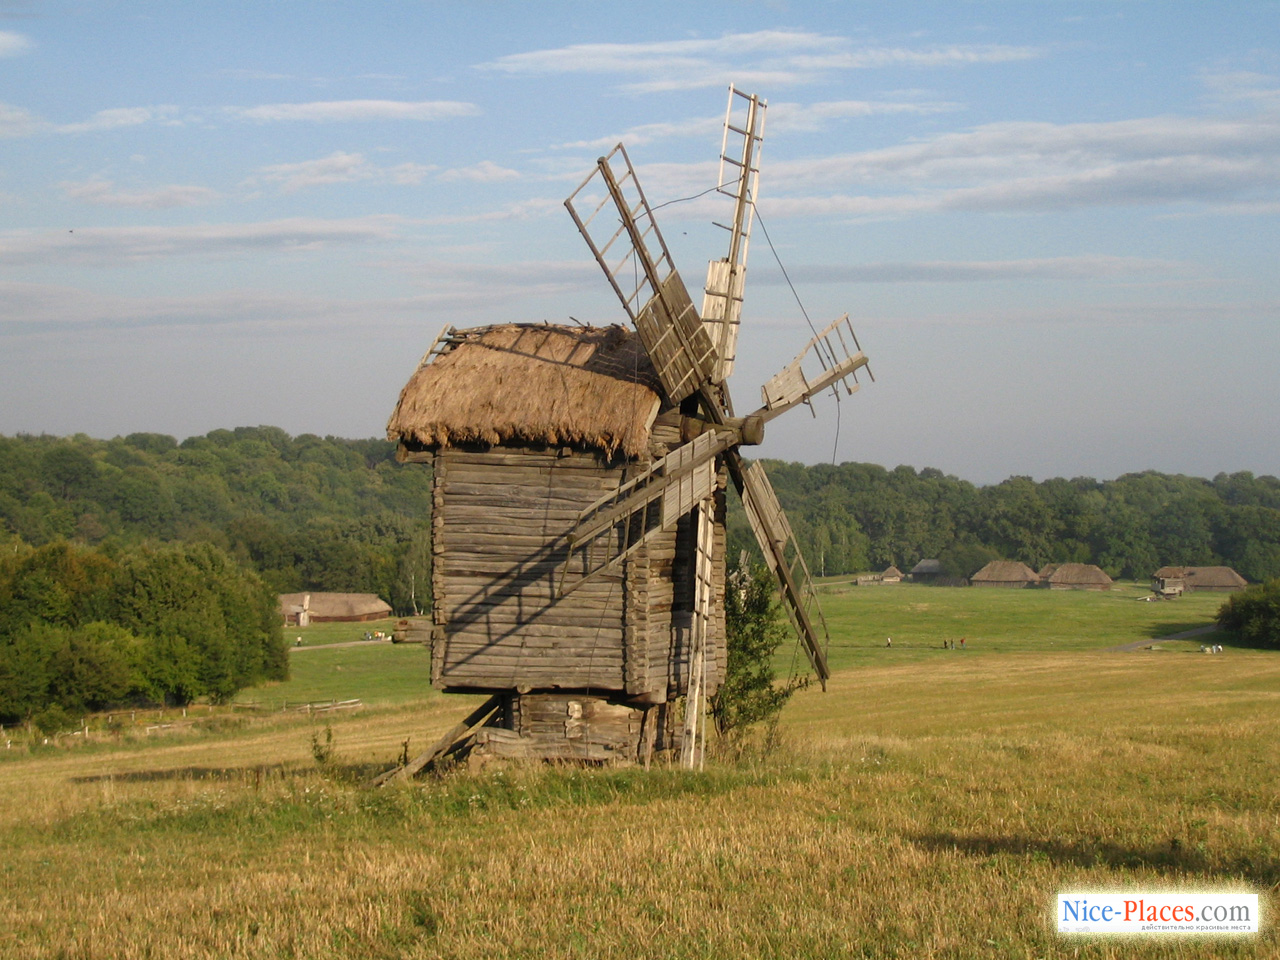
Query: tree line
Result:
<box><xmin>6</xmin><ymin>428</ymin><xmax>1280</xmax><ymax>591</ymax></box>
<box><xmin>733</xmin><ymin>461</ymin><xmax>1280</xmax><ymax>582</ymax></box>
<box><xmin>0</xmin><ymin>427</ymin><xmax>433</xmax><ymax>615</ymax></box>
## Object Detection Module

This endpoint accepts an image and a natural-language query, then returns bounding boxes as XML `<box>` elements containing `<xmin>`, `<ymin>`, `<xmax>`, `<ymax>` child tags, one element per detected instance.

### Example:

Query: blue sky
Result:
<box><xmin>2</xmin><ymin>1</ymin><xmax>1278</xmax><ymax>483</ymax></box>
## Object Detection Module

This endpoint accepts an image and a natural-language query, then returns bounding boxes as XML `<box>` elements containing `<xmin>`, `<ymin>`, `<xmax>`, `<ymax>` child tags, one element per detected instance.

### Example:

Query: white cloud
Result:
<box><xmin>252</xmin><ymin>152</ymin><xmax>375</xmax><ymax>192</ymax></box>
<box><xmin>755</xmin><ymin>255</ymin><xmax>1191</xmax><ymax>284</ymax></box>
<box><xmin>219</xmin><ymin>68</ymin><xmax>295</xmax><ymax>81</ymax></box>
<box><xmin>746</xmin><ymin>112</ymin><xmax>1280</xmax><ymax>216</ymax></box>
<box><xmin>61</xmin><ymin>177</ymin><xmax>220</xmax><ymax>208</ymax></box>
<box><xmin>0</xmin><ymin>31</ymin><xmax>32</xmax><ymax>57</ymax></box>
<box><xmin>0</xmin><ymin>216</ymin><xmax>406</xmax><ymax>266</ymax></box>
<box><xmin>438</xmin><ymin>160</ymin><xmax>521</xmax><ymax>183</ymax></box>
<box><xmin>767</xmin><ymin>98</ymin><xmax>962</xmax><ymax>133</ymax></box>
<box><xmin>230</xmin><ymin>99</ymin><xmax>480</xmax><ymax>122</ymax></box>
<box><xmin>244</xmin><ymin>152</ymin><xmax>439</xmax><ymax>192</ymax></box>
<box><xmin>0</xmin><ymin>102</ymin><xmax>41</xmax><ymax>138</ymax></box>
<box><xmin>480</xmin><ymin>30</ymin><xmax>1041</xmax><ymax>93</ymax></box>
<box><xmin>57</xmin><ymin>106</ymin><xmax>177</xmax><ymax>134</ymax></box>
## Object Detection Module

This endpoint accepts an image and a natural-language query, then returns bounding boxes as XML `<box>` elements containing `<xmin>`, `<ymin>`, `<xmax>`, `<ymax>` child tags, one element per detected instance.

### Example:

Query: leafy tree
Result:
<box><xmin>709</xmin><ymin>559</ymin><xmax>802</xmax><ymax>740</ymax></box>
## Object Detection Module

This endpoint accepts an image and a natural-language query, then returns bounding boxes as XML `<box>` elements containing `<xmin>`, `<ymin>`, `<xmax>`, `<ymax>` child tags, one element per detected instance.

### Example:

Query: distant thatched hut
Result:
<box><xmin>386</xmin><ymin>322</ymin><xmax>725</xmax><ymax>761</ymax></box>
<box><xmin>1038</xmin><ymin>563</ymin><xmax>1061</xmax><ymax>584</ymax></box>
<box><xmin>1153</xmin><ymin>566</ymin><xmax>1246</xmax><ymax>596</ymax></box>
<box><xmin>1044</xmin><ymin>563</ymin><xmax>1113</xmax><ymax>591</ymax></box>
<box><xmin>970</xmin><ymin>560</ymin><xmax>1039</xmax><ymax>588</ymax></box>
<box><xmin>909</xmin><ymin>559</ymin><xmax>944</xmax><ymax>583</ymax></box>
<box><xmin>881</xmin><ymin>565</ymin><xmax>904</xmax><ymax>583</ymax></box>
<box><xmin>278</xmin><ymin>592</ymin><xmax>392</xmax><ymax>624</ymax></box>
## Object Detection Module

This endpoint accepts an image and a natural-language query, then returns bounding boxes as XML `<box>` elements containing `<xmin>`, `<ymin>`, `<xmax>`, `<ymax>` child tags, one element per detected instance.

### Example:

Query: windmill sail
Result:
<box><xmin>702</xmin><ymin>86</ymin><xmax>765</xmax><ymax>384</ymax></box>
<box><xmin>759</xmin><ymin>314</ymin><xmax>871</xmax><ymax>419</ymax></box>
<box><xmin>730</xmin><ymin>454</ymin><xmax>831</xmax><ymax>687</ymax></box>
<box><xmin>565</xmin><ymin>144</ymin><xmax>717</xmax><ymax>403</ymax></box>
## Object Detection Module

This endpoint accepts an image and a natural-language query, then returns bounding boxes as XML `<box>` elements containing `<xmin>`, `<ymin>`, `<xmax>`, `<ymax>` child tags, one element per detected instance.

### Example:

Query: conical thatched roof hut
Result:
<box><xmin>970</xmin><ymin>560</ymin><xmax>1039</xmax><ymax>588</ymax></box>
<box><xmin>882</xmin><ymin>565</ymin><xmax>904</xmax><ymax>582</ymax></box>
<box><xmin>1045</xmin><ymin>563</ymin><xmax>1113</xmax><ymax>591</ymax></box>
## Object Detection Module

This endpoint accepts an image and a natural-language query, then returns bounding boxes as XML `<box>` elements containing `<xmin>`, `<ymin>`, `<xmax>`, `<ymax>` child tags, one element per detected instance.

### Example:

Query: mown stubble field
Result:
<box><xmin>1</xmin><ymin>586</ymin><xmax>1275</xmax><ymax>959</ymax></box>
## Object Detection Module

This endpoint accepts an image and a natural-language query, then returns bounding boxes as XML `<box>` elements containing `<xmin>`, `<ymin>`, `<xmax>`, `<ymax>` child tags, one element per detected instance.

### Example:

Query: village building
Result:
<box><xmin>278</xmin><ymin>592</ymin><xmax>392</xmax><ymax>625</ymax></box>
<box><xmin>881</xmin><ymin>565</ymin><xmax>904</xmax><ymax>583</ymax></box>
<box><xmin>969</xmin><ymin>560</ymin><xmax>1040</xmax><ymax>588</ymax></box>
<box><xmin>1152</xmin><ymin>566</ymin><xmax>1247</xmax><ymax>596</ymax></box>
<box><xmin>1043</xmin><ymin>562</ymin><xmax>1113</xmax><ymax>591</ymax></box>
<box><xmin>909</xmin><ymin>559</ymin><xmax>945</xmax><ymax>583</ymax></box>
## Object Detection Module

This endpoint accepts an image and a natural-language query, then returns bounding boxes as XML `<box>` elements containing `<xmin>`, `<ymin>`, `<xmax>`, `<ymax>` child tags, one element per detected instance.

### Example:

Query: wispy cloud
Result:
<box><xmin>438</xmin><ymin>160</ymin><xmax>521</xmax><ymax>183</ymax></box>
<box><xmin>219</xmin><ymin>68</ymin><xmax>295</xmax><ymax>81</ymax></box>
<box><xmin>56</xmin><ymin>105</ymin><xmax>179</xmax><ymax>134</ymax></box>
<box><xmin>480</xmin><ymin>30</ymin><xmax>1040</xmax><ymax>93</ymax></box>
<box><xmin>750</xmin><ymin>111</ymin><xmax>1280</xmax><ymax>216</ymax></box>
<box><xmin>0</xmin><ymin>101</ymin><xmax>40</xmax><ymax>137</ymax></box>
<box><xmin>244</xmin><ymin>152</ymin><xmax>436</xmax><ymax>192</ymax></box>
<box><xmin>61</xmin><ymin>177</ymin><xmax>220</xmax><ymax>208</ymax></box>
<box><xmin>0</xmin><ymin>30</ymin><xmax>32</xmax><ymax>58</ymax></box>
<box><xmin>755</xmin><ymin>255</ymin><xmax>1191</xmax><ymax>284</ymax></box>
<box><xmin>0</xmin><ymin>102</ymin><xmax>179</xmax><ymax>137</ymax></box>
<box><xmin>228</xmin><ymin>99</ymin><xmax>480</xmax><ymax>122</ymax></box>
<box><xmin>0</xmin><ymin>216</ymin><xmax>406</xmax><ymax>266</ymax></box>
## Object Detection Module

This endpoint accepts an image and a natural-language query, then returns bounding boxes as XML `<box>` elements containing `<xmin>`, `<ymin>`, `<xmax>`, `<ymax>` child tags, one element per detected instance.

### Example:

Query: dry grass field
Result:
<box><xmin>1</xmin><ymin>588</ymin><xmax>1276</xmax><ymax>959</ymax></box>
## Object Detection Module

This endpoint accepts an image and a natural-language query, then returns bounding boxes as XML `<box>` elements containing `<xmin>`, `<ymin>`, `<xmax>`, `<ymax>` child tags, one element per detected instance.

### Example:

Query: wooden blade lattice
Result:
<box><xmin>735</xmin><ymin>456</ymin><xmax>831</xmax><ymax>686</ymax></box>
<box><xmin>759</xmin><ymin>314</ymin><xmax>871</xmax><ymax>420</ymax></box>
<box><xmin>565</xmin><ymin>144</ymin><xmax>718</xmax><ymax>403</ymax></box>
<box><xmin>702</xmin><ymin>86</ymin><xmax>765</xmax><ymax>384</ymax></box>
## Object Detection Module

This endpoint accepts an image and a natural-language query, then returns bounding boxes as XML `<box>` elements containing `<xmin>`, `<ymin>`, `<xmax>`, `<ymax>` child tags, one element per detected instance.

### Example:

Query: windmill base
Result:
<box><xmin>467</xmin><ymin>693</ymin><xmax>684</xmax><ymax>764</ymax></box>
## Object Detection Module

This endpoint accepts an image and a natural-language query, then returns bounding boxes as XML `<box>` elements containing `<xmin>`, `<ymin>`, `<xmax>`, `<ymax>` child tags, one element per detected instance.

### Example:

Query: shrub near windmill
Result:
<box><xmin>385</xmin><ymin>89</ymin><xmax>872</xmax><ymax>770</ymax></box>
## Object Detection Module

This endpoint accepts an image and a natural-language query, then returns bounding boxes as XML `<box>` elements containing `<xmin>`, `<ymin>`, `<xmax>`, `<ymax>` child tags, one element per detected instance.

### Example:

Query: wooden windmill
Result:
<box><xmin>385</xmin><ymin>88</ymin><xmax>870</xmax><ymax>771</ymax></box>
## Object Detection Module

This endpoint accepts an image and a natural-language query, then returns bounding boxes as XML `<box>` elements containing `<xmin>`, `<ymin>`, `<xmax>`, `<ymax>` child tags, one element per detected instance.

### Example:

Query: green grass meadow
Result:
<box><xmin>2</xmin><ymin>584</ymin><xmax>1275</xmax><ymax>959</ymax></box>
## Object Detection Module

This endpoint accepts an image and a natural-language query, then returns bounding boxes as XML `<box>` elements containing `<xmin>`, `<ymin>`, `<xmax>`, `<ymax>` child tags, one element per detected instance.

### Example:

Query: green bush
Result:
<box><xmin>1217</xmin><ymin>578</ymin><xmax>1280</xmax><ymax>649</ymax></box>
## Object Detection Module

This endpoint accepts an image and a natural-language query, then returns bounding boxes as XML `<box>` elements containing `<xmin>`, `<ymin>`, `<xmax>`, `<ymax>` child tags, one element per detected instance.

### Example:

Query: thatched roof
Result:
<box><xmin>970</xmin><ymin>560</ymin><xmax>1039</xmax><ymax>583</ymax></box>
<box><xmin>1153</xmin><ymin>565</ymin><xmax>1247</xmax><ymax>587</ymax></box>
<box><xmin>387</xmin><ymin>323</ymin><xmax>664</xmax><ymax>459</ymax></box>
<box><xmin>911</xmin><ymin>559</ymin><xmax>944</xmax><ymax>575</ymax></box>
<box><xmin>278</xmin><ymin>592</ymin><xmax>392</xmax><ymax>619</ymax></box>
<box><xmin>882</xmin><ymin>565</ymin><xmax>904</xmax><ymax>579</ymax></box>
<box><xmin>1039</xmin><ymin>563</ymin><xmax>1061</xmax><ymax>581</ymax></box>
<box><xmin>1047</xmin><ymin>563</ymin><xmax>1113</xmax><ymax>586</ymax></box>
<box><xmin>1185</xmin><ymin>566</ymin><xmax>1247</xmax><ymax>588</ymax></box>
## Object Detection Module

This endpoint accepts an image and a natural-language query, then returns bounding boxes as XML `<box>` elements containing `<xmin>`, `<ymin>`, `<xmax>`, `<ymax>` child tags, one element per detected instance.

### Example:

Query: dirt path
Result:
<box><xmin>289</xmin><ymin>639</ymin><xmax>392</xmax><ymax>652</ymax></box>
<box><xmin>1105</xmin><ymin>624</ymin><xmax>1219</xmax><ymax>652</ymax></box>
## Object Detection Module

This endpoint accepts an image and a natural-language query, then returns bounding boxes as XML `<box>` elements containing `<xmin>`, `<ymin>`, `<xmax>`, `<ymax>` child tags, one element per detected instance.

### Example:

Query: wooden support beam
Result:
<box><xmin>368</xmin><ymin>695</ymin><xmax>502</xmax><ymax>787</ymax></box>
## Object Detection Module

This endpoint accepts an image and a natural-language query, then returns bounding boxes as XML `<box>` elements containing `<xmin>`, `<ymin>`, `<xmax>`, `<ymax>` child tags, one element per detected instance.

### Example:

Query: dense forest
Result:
<box><xmin>4</xmin><ymin>427</ymin><xmax>1280</xmax><ymax>721</ymax></box>
<box><xmin>0</xmin><ymin>427</ymin><xmax>432</xmax><ymax>615</ymax></box>
<box><xmin>4</xmin><ymin>427</ymin><xmax>1280</xmax><ymax>592</ymax></box>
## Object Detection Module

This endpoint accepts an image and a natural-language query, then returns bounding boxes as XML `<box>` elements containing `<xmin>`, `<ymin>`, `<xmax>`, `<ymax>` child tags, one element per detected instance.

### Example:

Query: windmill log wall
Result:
<box><xmin>416</xmin><ymin>439</ymin><xmax>724</xmax><ymax>710</ymax></box>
